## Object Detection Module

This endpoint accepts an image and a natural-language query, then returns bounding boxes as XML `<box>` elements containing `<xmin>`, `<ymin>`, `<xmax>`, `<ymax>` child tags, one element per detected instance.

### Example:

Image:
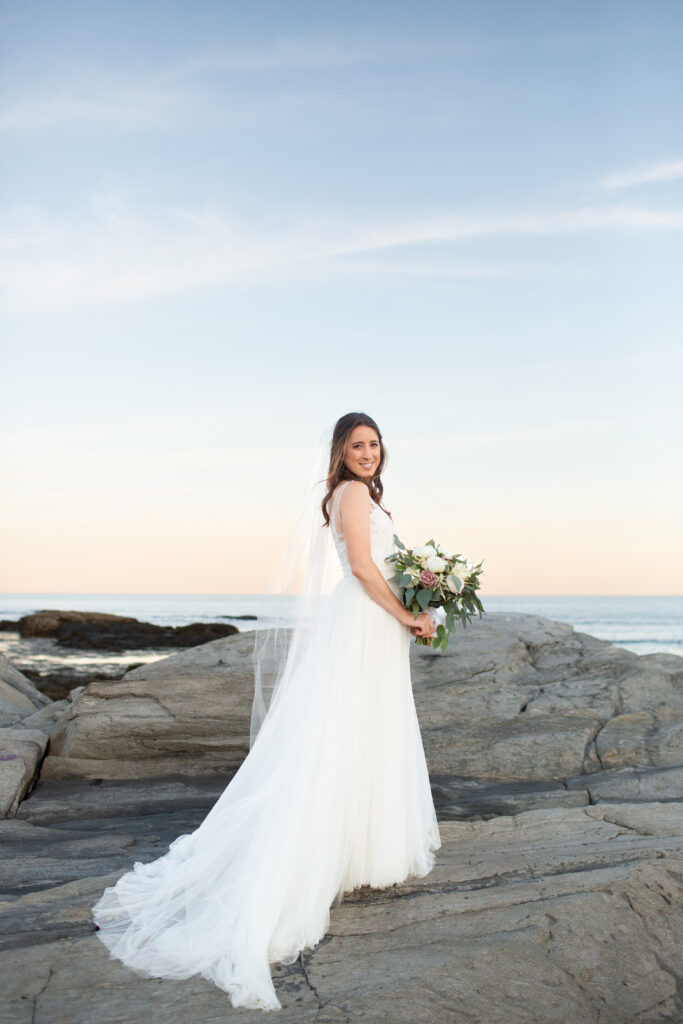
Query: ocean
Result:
<box><xmin>1</xmin><ymin>593</ymin><xmax>681</xmax><ymax>681</ymax></box>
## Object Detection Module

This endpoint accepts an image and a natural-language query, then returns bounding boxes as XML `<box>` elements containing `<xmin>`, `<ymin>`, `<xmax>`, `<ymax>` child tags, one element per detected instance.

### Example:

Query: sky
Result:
<box><xmin>1</xmin><ymin>0</ymin><xmax>682</xmax><ymax>596</ymax></box>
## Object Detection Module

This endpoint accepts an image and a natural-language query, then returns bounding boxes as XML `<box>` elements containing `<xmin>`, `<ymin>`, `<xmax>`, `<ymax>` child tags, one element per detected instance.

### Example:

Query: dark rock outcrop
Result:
<box><xmin>20</xmin><ymin>668</ymin><xmax>144</xmax><ymax>703</ymax></box>
<box><xmin>2</xmin><ymin>610</ymin><xmax>239</xmax><ymax>650</ymax></box>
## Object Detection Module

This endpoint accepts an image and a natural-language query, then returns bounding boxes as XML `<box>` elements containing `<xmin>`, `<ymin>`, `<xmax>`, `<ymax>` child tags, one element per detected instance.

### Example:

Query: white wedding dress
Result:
<box><xmin>92</xmin><ymin>481</ymin><xmax>442</xmax><ymax>1011</ymax></box>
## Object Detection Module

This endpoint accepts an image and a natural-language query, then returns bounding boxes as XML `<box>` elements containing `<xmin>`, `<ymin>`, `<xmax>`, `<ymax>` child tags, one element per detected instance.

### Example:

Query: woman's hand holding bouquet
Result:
<box><xmin>386</xmin><ymin>537</ymin><xmax>485</xmax><ymax>652</ymax></box>
<box><xmin>408</xmin><ymin>612</ymin><xmax>437</xmax><ymax>641</ymax></box>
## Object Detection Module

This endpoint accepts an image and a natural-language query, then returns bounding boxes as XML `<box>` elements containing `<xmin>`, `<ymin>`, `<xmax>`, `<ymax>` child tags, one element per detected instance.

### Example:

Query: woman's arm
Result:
<box><xmin>340</xmin><ymin>481</ymin><xmax>433</xmax><ymax>634</ymax></box>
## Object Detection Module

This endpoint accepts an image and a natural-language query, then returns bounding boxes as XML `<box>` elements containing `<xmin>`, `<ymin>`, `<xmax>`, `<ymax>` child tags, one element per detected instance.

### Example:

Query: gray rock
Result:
<box><xmin>0</xmin><ymin>657</ymin><xmax>68</xmax><ymax>817</ymax></box>
<box><xmin>1</xmin><ymin>800</ymin><xmax>681</xmax><ymax>1023</ymax></box>
<box><xmin>565</xmin><ymin>763</ymin><xmax>683</xmax><ymax>803</ymax></box>
<box><xmin>44</xmin><ymin>636</ymin><xmax>254</xmax><ymax>778</ymax></box>
<box><xmin>595</xmin><ymin>707</ymin><xmax>683</xmax><ymax>768</ymax></box>
<box><xmin>0</xmin><ymin>654</ymin><xmax>52</xmax><ymax>708</ymax></box>
<box><xmin>2</xmin><ymin>613</ymin><xmax>682</xmax><ymax>1022</ymax></box>
<box><xmin>0</xmin><ymin>656</ymin><xmax>53</xmax><ymax>729</ymax></box>
<box><xmin>41</xmin><ymin>614</ymin><xmax>683</xmax><ymax>804</ymax></box>
<box><xmin>0</xmin><ymin>729</ymin><xmax>49</xmax><ymax>817</ymax></box>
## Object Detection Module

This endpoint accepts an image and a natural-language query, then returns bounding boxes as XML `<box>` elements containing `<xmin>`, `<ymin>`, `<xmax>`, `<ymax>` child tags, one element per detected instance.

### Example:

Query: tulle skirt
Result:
<box><xmin>91</xmin><ymin>574</ymin><xmax>442</xmax><ymax>1011</ymax></box>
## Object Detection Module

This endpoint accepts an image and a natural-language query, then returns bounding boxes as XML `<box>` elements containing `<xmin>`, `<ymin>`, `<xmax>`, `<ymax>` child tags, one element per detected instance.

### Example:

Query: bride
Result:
<box><xmin>92</xmin><ymin>411</ymin><xmax>442</xmax><ymax>1011</ymax></box>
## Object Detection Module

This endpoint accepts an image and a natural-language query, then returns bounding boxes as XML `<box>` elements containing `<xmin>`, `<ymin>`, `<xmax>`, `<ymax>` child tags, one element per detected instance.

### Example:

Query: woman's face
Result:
<box><xmin>344</xmin><ymin>425</ymin><xmax>381</xmax><ymax>481</ymax></box>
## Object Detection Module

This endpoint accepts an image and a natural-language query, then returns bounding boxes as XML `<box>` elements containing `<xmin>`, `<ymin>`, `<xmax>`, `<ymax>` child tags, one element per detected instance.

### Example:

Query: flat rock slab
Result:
<box><xmin>3</xmin><ymin>775</ymin><xmax>229</xmax><ymax>898</ymax></box>
<box><xmin>1</xmin><ymin>802</ymin><xmax>682</xmax><ymax>1024</ymax></box>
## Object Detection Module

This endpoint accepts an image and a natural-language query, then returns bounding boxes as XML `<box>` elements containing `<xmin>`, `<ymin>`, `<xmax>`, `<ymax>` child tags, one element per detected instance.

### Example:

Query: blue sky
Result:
<box><xmin>1</xmin><ymin>0</ymin><xmax>682</xmax><ymax>594</ymax></box>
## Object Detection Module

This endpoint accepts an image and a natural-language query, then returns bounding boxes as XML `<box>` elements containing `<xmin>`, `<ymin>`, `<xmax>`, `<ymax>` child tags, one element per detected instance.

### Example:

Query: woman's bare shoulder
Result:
<box><xmin>338</xmin><ymin>481</ymin><xmax>373</xmax><ymax>520</ymax></box>
<box><xmin>338</xmin><ymin>479</ymin><xmax>367</xmax><ymax>500</ymax></box>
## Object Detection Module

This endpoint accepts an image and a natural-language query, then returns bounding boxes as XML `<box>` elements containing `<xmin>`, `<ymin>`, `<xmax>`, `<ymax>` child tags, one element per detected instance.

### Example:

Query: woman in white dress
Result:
<box><xmin>91</xmin><ymin>411</ymin><xmax>442</xmax><ymax>1011</ymax></box>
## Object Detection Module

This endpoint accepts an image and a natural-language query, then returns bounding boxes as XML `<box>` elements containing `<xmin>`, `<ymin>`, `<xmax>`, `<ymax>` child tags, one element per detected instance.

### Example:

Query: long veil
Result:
<box><xmin>249</xmin><ymin>419</ymin><xmax>342</xmax><ymax>749</ymax></box>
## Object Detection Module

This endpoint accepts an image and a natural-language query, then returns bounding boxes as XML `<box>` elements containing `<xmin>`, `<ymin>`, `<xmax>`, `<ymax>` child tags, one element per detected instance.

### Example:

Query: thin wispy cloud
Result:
<box><xmin>162</xmin><ymin>36</ymin><xmax>464</xmax><ymax>77</ymax></box>
<box><xmin>0</xmin><ymin>84</ymin><xmax>191</xmax><ymax>132</ymax></box>
<box><xmin>599</xmin><ymin>158</ymin><xmax>683</xmax><ymax>190</ymax></box>
<box><xmin>334</xmin><ymin>257</ymin><xmax>570</xmax><ymax>281</ymax></box>
<box><xmin>163</xmin><ymin>32</ymin><xmax>600</xmax><ymax>78</ymax></box>
<box><xmin>2</xmin><ymin>198</ymin><xmax>683</xmax><ymax>312</ymax></box>
<box><xmin>0</xmin><ymin>31</ymin><xmax>601</xmax><ymax>133</ymax></box>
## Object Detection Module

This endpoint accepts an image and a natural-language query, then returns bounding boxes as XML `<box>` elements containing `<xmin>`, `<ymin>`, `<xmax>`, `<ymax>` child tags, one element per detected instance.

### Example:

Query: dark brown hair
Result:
<box><xmin>321</xmin><ymin>412</ymin><xmax>392</xmax><ymax>527</ymax></box>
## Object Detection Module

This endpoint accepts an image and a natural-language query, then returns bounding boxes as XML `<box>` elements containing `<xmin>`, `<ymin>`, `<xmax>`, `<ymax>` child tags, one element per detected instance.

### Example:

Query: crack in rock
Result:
<box><xmin>583</xmin><ymin>719</ymin><xmax>607</xmax><ymax>771</ymax></box>
<box><xmin>299</xmin><ymin>950</ymin><xmax>323</xmax><ymax>1010</ymax></box>
<box><xmin>653</xmin><ymin>951</ymin><xmax>683</xmax><ymax>1018</ymax></box>
<box><xmin>29</xmin><ymin>966</ymin><xmax>53</xmax><ymax>1024</ymax></box>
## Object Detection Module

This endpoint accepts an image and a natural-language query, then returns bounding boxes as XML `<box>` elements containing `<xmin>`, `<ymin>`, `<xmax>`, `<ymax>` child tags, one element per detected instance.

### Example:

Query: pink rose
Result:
<box><xmin>419</xmin><ymin>569</ymin><xmax>438</xmax><ymax>587</ymax></box>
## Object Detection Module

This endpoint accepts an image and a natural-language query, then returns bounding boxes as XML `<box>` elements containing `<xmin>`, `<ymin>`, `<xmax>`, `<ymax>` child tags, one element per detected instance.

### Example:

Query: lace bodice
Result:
<box><xmin>329</xmin><ymin>480</ymin><xmax>399</xmax><ymax>588</ymax></box>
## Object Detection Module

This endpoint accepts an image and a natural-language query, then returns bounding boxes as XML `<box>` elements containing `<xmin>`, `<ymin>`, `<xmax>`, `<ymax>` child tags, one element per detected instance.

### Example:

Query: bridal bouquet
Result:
<box><xmin>386</xmin><ymin>537</ymin><xmax>484</xmax><ymax>652</ymax></box>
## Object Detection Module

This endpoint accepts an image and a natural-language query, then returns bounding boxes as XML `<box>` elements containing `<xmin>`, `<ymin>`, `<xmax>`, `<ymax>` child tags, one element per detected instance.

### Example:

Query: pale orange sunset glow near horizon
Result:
<box><xmin>2</xmin><ymin>420</ymin><xmax>681</xmax><ymax>596</ymax></box>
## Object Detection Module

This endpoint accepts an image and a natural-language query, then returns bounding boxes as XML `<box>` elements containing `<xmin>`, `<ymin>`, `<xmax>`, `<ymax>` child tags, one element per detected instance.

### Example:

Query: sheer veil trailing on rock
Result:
<box><xmin>250</xmin><ymin>419</ymin><xmax>342</xmax><ymax>749</ymax></box>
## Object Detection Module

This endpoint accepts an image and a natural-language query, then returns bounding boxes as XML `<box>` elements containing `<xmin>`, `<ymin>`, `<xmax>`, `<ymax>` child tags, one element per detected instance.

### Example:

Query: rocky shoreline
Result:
<box><xmin>1</xmin><ymin>611</ymin><xmax>682</xmax><ymax>1022</ymax></box>
<box><xmin>0</xmin><ymin>609</ymin><xmax>243</xmax><ymax>651</ymax></box>
<box><xmin>0</xmin><ymin>608</ymin><xmax>251</xmax><ymax>700</ymax></box>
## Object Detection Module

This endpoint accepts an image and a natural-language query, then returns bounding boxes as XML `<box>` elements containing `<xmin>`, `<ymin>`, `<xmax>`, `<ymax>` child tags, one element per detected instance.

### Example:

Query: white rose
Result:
<box><xmin>412</xmin><ymin>545</ymin><xmax>434</xmax><ymax>559</ymax></box>
<box><xmin>437</xmin><ymin>544</ymin><xmax>453</xmax><ymax>559</ymax></box>
<box><xmin>446</xmin><ymin>573</ymin><xmax>463</xmax><ymax>593</ymax></box>
<box><xmin>425</xmin><ymin>555</ymin><xmax>446</xmax><ymax>573</ymax></box>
